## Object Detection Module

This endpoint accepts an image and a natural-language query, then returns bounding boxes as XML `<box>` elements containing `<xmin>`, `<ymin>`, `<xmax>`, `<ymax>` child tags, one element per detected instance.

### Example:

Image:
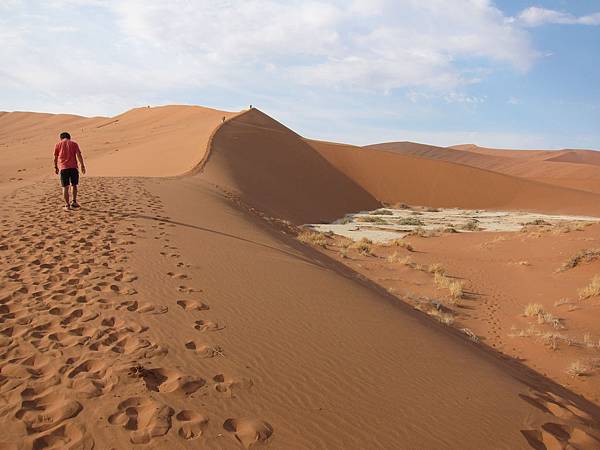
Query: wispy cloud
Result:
<box><xmin>517</xmin><ymin>7</ymin><xmax>600</xmax><ymax>27</ymax></box>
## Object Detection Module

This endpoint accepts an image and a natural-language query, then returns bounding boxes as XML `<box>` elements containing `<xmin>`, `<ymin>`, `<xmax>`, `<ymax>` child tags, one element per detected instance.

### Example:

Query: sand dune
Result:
<box><xmin>2</xmin><ymin>105</ymin><xmax>600</xmax><ymax>448</ymax></box>
<box><xmin>309</xmin><ymin>139</ymin><xmax>600</xmax><ymax>216</ymax></box>
<box><xmin>545</xmin><ymin>149</ymin><xmax>600</xmax><ymax>166</ymax></box>
<box><xmin>200</xmin><ymin>109</ymin><xmax>379</xmax><ymax>224</ymax></box>
<box><xmin>369</xmin><ymin>142</ymin><xmax>600</xmax><ymax>193</ymax></box>
<box><xmin>0</xmin><ymin>105</ymin><xmax>236</xmax><ymax>183</ymax></box>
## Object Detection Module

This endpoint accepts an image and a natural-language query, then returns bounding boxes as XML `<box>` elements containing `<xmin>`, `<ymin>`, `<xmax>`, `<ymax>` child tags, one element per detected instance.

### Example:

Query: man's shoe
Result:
<box><xmin>71</xmin><ymin>201</ymin><xmax>80</xmax><ymax>209</ymax></box>
<box><xmin>63</xmin><ymin>204</ymin><xmax>71</xmax><ymax>211</ymax></box>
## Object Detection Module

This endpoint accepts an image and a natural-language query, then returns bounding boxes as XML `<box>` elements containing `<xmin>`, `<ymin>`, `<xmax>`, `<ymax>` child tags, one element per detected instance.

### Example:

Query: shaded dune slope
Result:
<box><xmin>199</xmin><ymin>109</ymin><xmax>380</xmax><ymax>224</ymax></box>
<box><xmin>309</xmin><ymin>139</ymin><xmax>600</xmax><ymax>216</ymax></box>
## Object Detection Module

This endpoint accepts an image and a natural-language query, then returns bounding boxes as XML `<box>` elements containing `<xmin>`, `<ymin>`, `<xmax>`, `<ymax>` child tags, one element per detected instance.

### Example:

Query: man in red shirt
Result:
<box><xmin>54</xmin><ymin>132</ymin><xmax>86</xmax><ymax>210</ymax></box>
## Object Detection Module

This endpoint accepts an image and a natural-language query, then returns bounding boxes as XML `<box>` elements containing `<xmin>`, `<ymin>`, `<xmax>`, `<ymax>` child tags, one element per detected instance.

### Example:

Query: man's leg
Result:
<box><xmin>62</xmin><ymin>186</ymin><xmax>70</xmax><ymax>206</ymax></box>
<box><xmin>71</xmin><ymin>169</ymin><xmax>80</xmax><ymax>208</ymax></box>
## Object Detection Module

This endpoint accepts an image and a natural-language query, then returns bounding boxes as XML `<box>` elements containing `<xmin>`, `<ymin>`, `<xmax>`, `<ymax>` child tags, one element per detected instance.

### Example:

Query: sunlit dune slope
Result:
<box><xmin>368</xmin><ymin>142</ymin><xmax>600</xmax><ymax>194</ymax></box>
<box><xmin>308</xmin><ymin>139</ymin><xmax>600</xmax><ymax>216</ymax></box>
<box><xmin>0</xmin><ymin>105</ymin><xmax>236</xmax><ymax>181</ymax></box>
<box><xmin>199</xmin><ymin>109</ymin><xmax>379</xmax><ymax>224</ymax></box>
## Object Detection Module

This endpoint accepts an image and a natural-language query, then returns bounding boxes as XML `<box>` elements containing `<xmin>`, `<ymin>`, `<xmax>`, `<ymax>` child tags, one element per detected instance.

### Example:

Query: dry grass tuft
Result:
<box><xmin>523</xmin><ymin>220</ymin><xmax>593</xmax><ymax>235</ymax></box>
<box><xmin>370</xmin><ymin>208</ymin><xmax>394</xmax><ymax>215</ymax></box>
<box><xmin>430</xmin><ymin>309</ymin><xmax>455</xmax><ymax>325</ymax></box>
<box><xmin>525</xmin><ymin>219</ymin><xmax>550</xmax><ymax>226</ymax></box>
<box><xmin>413</xmin><ymin>298</ymin><xmax>455</xmax><ymax>326</ymax></box>
<box><xmin>560</xmin><ymin>249</ymin><xmax>600</xmax><ymax>272</ymax></box>
<box><xmin>448</xmin><ymin>282</ymin><xmax>464</xmax><ymax>301</ymax></box>
<box><xmin>537</xmin><ymin>312</ymin><xmax>564</xmax><ymax>329</ymax></box>
<box><xmin>409</xmin><ymin>227</ymin><xmax>439</xmax><ymax>238</ymax></box>
<box><xmin>567</xmin><ymin>360</ymin><xmax>589</xmax><ymax>377</ymax></box>
<box><xmin>355</xmin><ymin>243</ymin><xmax>372</xmax><ymax>256</ymax></box>
<box><xmin>397</xmin><ymin>217</ymin><xmax>425</xmax><ymax>226</ymax></box>
<box><xmin>540</xmin><ymin>332</ymin><xmax>569</xmax><ymax>350</ymax></box>
<box><xmin>461</xmin><ymin>219</ymin><xmax>480</xmax><ymax>231</ymax></box>
<box><xmin>358</xmin><ymin>216</ymin><xmax>389</xmax><ymax>224</ymax></box>
<box><xmin>428</xmin><ymin>263</ymin><xmax>446</xmax><ymax>275</ymax></box>
<box><xmin>297</xmin><ymin>229</ymin><xmax>328</xmax><ymax>247</ymax></box>
<box><xmin>554</xmin><ymin>298</ymin><xmax>571</xmax><ymax>307</ymax></box>
<box><xmin>523</xmin><ymin>303</ymin><xmax>564</xmax><ymax>329</ymax></box>
<box><xmin>583</xmin><ymin>333</ymin><xmax>598</xmax><ymax>349</ymax></box>
<box><xmin>350</xmin><ymin>238</ymin><xmax>374</xmax><ymax>256</ymax></box>
<box><xmin>578</xmin><ymin>275</ymin><xmax>600</xmax><ymax>300</ymax></box>
<box><xmin>387</xmin><ymin>251</ymin><xmax>400</xmax><ymax>263</ymax></box>
<box><xmin>524</xmin><ymin>303</ymin><xmax>544</xmax><ymax>317</ymax></box>
<box><xmin>398</xmin><ymin>255</ymin><xmax>415</xmax><ymax>267</ymax></box>
<box><xmin>433</xmin><ymin>272</ymin><xmax>464</xmax><ymax>302</ymax></box>
<box><xmin>387</xmin><ymin>239</ymin><xmax>414</xmax><ymax>251</ymax></box>
<box><xmin>461</xmin><ymin>328</ymin><xmax>479</xmax><ymax>343</ymax></box>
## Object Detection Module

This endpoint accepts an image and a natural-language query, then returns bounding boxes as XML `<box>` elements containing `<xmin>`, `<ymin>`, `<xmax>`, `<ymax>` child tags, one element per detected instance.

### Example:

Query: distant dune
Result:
<box><xmin>309</xmin><ymin>139</ymin><xmax>600</xmax><ymax>216</ymax></box>
<box><xmin>365</xmin><ymin>142</ymin><xmax>600</xmax><ymax>194</ymax></box>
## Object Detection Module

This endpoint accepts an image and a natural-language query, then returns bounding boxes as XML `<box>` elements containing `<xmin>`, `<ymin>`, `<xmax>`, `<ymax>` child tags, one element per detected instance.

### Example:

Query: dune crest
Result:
<box><xmin>200</xmin><ymin>108</ymin><xmax>379</xmax><ymax>224</ymax></box>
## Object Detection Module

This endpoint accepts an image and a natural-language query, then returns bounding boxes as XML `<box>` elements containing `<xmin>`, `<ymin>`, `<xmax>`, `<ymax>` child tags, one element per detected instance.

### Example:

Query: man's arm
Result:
<box><xmin>77</xmin><ymin>146</ymin><xmax>86</xmax><ymax>174</ymax></box>
<box><xmin>54</xmin><ymin>146</ymin><xmax>59</xmax><ymax>174</ymax></box>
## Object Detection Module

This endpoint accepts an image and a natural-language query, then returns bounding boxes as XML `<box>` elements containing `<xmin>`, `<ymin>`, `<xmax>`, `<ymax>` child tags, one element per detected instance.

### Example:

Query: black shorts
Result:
<box><xmin>60</xmin><ymin>168</ymin><xmax>79</xmax><ymax>187</ymax></box>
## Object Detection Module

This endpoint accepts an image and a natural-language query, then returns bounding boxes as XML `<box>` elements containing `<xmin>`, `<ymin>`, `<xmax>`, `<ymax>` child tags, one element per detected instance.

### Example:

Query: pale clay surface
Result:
<box><xmin>307</xmin><ymin>207</ymin><xmax>600</xmax><ymax>243</ymax></box>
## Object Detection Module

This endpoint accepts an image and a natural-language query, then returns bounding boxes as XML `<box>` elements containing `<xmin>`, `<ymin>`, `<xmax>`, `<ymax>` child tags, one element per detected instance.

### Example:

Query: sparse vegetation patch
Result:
<box><xmin>397</xmin><ymin>217</ymin><xmax>424</xmax><ymax>226</ymax></box>
<box><xmin>370</xmin><ymin>209</ymin><xmax>394</xmax><ymax>215</ymax></box>
<box><xmin>297</xmin><ymin>229</ymin><xmax>328</xmax><ymax>247</ymax></box>
<box><xmin>386</xmin><ymin>239</ymin><xmax>414</xmax><ymax>251</ymax></box>
<box><xmin>567</xmin><ymin>361</ymin><xmax>590</xmax><ymax>377</ymax></box>
<box><xmin>350</xmin><ymin>238</ymin><xmax>374</xmax><ymax>256</ymax></box>
<box><xmin>578</xmin><ymin>275</ymin><xmax>600</xmax><ymax>300</ymax></box>
<box><xmin>358</xmin><ymin>216</ymin><xmax>389</xmax><ymax>224</ymax></box>
<box><xmin>559</xmin><ymin>249</ymin><xmax>600</xmax><ymax>272</ymax></box>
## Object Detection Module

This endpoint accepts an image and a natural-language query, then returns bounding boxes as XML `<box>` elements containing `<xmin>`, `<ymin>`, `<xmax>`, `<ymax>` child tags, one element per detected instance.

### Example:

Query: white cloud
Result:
<box><xmin>518</xmin><ymin>7</ymin><xmax>600</xmax><ymax>27</ymax></box>
<box><xmin>0</xmin><ymin>0</ymin><xmax>539</xmax><ymax>116</ymax></box>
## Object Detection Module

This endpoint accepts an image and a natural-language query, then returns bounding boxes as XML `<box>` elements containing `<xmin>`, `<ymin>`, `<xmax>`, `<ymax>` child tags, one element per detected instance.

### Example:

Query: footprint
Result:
<box><xmin>177</xmin><ymin>300</ymin><xmax>209</xmax><ymax>311</ymax></box>
<box><xmin>16</xmin><ymin>391</ymin><xmax>83</xmax><ymax>433</ymax></box>
<box><xmin>30</xmin><ymin>422</ymin><xmax>94</xmax><ymax>450</ymax></box>
<box><xmin>175</xmin><ymin>410</ymin><xmax>208</xmax><ymax>440</ymax></box>
<box><xmin>130</xmin><ymin>367</ymin><xmax>205</xmax><ymax>395</ymax></box>
<box><xmin>177</xmin><ymin>285</ymin><xmax>201</xmax><ymax>293</ymax></box>
<box><xmin>108</xmin><ymin>397</ymin><xmax>174</xmax><ymax>444</ymax></box>
<box><xmin>222</xmin><ymin>418</ymin><xmax>274</xmax><ymax>448</ymax></box>
<box><xmin>184</xmin><ymin>341</ymin><xmax>224</xmax><ymax>358</ymax></box>
<box><xmin>213</xmin><ymin>373</ymin><xmax>253</xmax><ymax>394</ymax></box>
<box><xmin>194</xmin><ymin>320</ymin><xmax>224</xmax><ymax>332</ymax></box>
<box><xmin>167</xmin><ymin>272</ymin><xmax>188</xmax><ymax>280</ymax></box>
<box><xmin>118</xmin><ymin>300</ymin><xmax>168</xmax><ymax>315</ymax></box>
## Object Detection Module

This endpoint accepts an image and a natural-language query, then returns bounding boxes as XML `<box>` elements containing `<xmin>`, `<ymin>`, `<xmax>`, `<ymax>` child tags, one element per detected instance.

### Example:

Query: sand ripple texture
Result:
<box><xmin>0</xmin><ymin>178</ymin><xmax>270</xmax><ymax>449</ymax></box>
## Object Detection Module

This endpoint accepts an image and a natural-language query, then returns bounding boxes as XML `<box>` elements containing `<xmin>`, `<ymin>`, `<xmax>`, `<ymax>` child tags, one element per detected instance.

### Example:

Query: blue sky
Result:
<box><xmin>1</xmin><ymin>0</ymin><xmax>599</xmax><ymax>149</ymax></box>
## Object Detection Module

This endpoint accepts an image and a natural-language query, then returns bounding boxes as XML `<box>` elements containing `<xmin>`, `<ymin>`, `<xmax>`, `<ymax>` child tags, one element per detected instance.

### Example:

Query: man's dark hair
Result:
<box><xmin>60</xmin><ymin>132</ymin><xmax>71</xmax><ymax>140</ymax></box>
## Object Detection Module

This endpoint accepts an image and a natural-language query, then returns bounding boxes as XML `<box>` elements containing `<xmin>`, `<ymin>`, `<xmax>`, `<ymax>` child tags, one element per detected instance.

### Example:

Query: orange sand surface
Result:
<box><xmin>1</xmin><ymin>105</ymin><xmax>600</xmax><ymax>449</ymax></box>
